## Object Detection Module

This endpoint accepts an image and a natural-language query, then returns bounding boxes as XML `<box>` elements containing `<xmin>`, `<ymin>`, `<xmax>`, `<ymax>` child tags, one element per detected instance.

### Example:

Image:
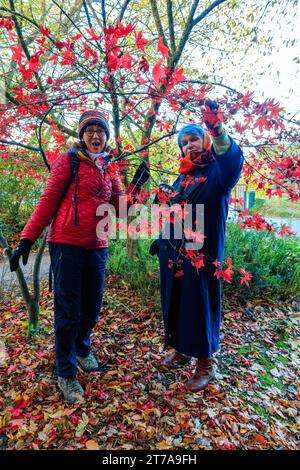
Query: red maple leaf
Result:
<box><xmin>135</xmin><ymin>31</ymin><xmax>149</xmax><ymax>51</ymax></box>
<box><xmin>192</xmin><ymin>253</ymin><xmax>205</xmax><ymax>269</ymax></box>
<box><xmin>86</xmin><ymin>28</ymin><xmax>101</xmax><ymax>41</ymax></box>
<box><xmin>253</xmin><ymin>115</ymin><xmax>270</xmax><ymax>133</ymax></box>
<box><xmin>116</xmin><ymin>21</ymin><xmax>135</xmax><ymax>37</ymax></box>
<box><xmin>48</xmin><ymin>54</ymin><xmax>57</xmax><ymax>64</ymax></box>
<box><xmin>139</xmin><ymin>56</ymin><xmax>149</xmax><ymax>73</ymax></box>
<box><xmin>106</xmin><ymin>51</ymin><xmax>120</xmax><ymax>70</ymax></box>
<box><xmin>39</xmin><ymin>25</ymin><xmax>51</xmax><ymax>36</ymax></box>
<box><xmin>10</xmin><ymin>43</ymin><xmax>24</xmax><ymax>65</ymax></box>
<box><xmin>214</xmin><ymin>257</ymin><xmax>233</xmax><ymax>283</ymax></box>
<box><xmin>152</xmin><ymin>59</ymin><xmax>166</xmax><ymax>88</ymax></box>
<box><xmin>55</xmin><ymin>41</ymin><xmax>67</xmax><ymax>50</ymax></box>
<box><xmin>71</xmin><ymin>33</ymin><xmax>82</xmax><ymax>41</ymax></box>
<box><xmin>19</xmin><ymin>64</ymin><xmax>33</xmax><ymax>81</ymax></box>
<box><xmin>157</xmin><ymin>189</ymin><xmax>170</xmax><ymax>204</ymax></box>
<box><xmin>82</xmin><ymin>43</ymin><xmax>98</xmax><ymax>59</ymax></box>
<box><xmin>174</xmin><ymin>269</ymin><xmax>184</xmax><ymax>278</ymax></box>
<box><xmin>168</xmin><ymin>260</ymin><xmax>173</xmax><ymax>269</ymax></box>
<box><xmin>240</xmin><ymin>90</ymin><xmax>254</xmax><ymax>107</ymax></box>
<box><xmin>28</xmin><ymin>55</ymin><xmax>41</xmax><ymax>73</ymax></box>
<box><xmin>157</xmin><ymin>37</ymin><xmax>169</xmax><ymax>58</ymax></box>
<box><xmin>202</xmin><ymin>103</ymin><xmax>223</xmax><ymax>127</ymax></box>
<box><xmin>0</xmin><ymin>18</ymin><xmax>14</xmax><ymax>30</ymax></box>
<box><xmin>12</xmin><ymin>87</ymin><xmax>24</xmax><ymax>101</ymax></box>
<box><xmin>9</xmin><ymin>418</ymin><xmax>24</xmax><ymax>429</ymax></box>
<box><xmin>222</xmin><ymin>267</ymin><xmax>234</xmax><ymax>283</ymax></box>
<box><xmin>168</xmin><ymin>67</ymin><xmax>185</xmax><ymax>88</ymax></box>
<box><xmin>60</xmin><ymin>49</ymin><xmax>77</xmax><ymax>65</ymax></box>
<box><xmin>277</xmin><ymin>225</ymin><xmax>295</xmax><ymax>237</ymax></box>
<box><xmin>238</xmin><ymin>267</ymin><xmax>253</xmax><ymax>287</ymax></box>
<box><xmin>119</xmin><ymin>53</ymin><xmax>134</xmax><ymax>70</ymax></box>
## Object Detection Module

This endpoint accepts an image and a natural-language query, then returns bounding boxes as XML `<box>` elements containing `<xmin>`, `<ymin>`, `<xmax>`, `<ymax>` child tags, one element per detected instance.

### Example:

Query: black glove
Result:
<box><xmin>202</xmin><ymin>99</ymin><xmax>223</xmax><ymax>136</ymax></box>
<box><xmin>9</xmin><ymin>238</ymin><xmax>32</xmax><ymax>272</ymax></box>
<box><xmin>131</xmin><ymin>161</ymin><xmax>150</xmax><ymax>186</ymax></box>
<box><xmin>149</xmin><ymin>239</ymin><xmax>159</xmax><ymax>256</ymax></box>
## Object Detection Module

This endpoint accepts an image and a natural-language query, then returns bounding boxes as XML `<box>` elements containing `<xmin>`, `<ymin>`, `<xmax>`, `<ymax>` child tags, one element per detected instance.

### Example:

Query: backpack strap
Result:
<box><xmin>69</xmin><ymin>152</ymin><xmax>80</xmax><ymax>181</ymax></box>
<box><xmin>69</xmin><ymin>152</ymin><xmax>80</xmax><ymax>226</ymax></box>
<box><xmin>62</xmin><ymin>151</ymin><xmax>80</xmax><ymax>201</ymax></box>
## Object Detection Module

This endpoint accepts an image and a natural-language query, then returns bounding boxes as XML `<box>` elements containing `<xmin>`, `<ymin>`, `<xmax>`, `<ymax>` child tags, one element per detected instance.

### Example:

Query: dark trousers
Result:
<box><xmin>49</xmin><ymin>243</ymin><xmax>108</xmax><ymax>378</ymax></box>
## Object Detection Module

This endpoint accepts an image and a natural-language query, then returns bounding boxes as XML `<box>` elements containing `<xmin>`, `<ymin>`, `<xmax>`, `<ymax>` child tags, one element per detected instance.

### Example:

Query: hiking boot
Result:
<box><xmin>57</xmin><ymin>377</ymin><xmax>84</xmax><ymax>404</ymax></box>
<box><xmin>186</xmin><ymin>358</ymin><xmax>216</xmax><ymax>392</ymax></box>
<box><xmin>161</xmin><ymin>350</ymin><xmax>191</xmax><ymax>368</ymax></box>
<box><xmin>76</xmin><ymin>352</ymin><xmax>99</xmax><ymax>372</ymax></box>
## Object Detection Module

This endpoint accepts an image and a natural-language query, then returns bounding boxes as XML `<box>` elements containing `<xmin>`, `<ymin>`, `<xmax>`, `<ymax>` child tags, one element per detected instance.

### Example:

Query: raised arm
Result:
<box><xmin>203</xmin><ymin>99</ymin><xmax>244</xmax><ymax>192</ymax></box>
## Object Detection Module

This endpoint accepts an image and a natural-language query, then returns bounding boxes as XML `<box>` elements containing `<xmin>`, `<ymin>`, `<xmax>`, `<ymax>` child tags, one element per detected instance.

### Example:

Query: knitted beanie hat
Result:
<box><xmin>177</xmin><ymin>123</ymin><xmax>205</xmax><ymax>149</ymax></box>
<box><xmin>78</xmin><ymin>110</ymin><xmax>110</xmax><ymax>140</ymax></box>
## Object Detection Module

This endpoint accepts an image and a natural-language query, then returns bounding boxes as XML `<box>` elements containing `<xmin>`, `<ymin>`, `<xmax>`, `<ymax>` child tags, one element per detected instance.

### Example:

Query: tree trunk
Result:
<box><xmin>27</xmin><ymin>297</ymin><xmax>39</xmax><ymax>336</ymax></box>
<box><xmin>126</xmin><ymin>236</ymin><xmax>140</xmax><ymax>260</ymax></box>
<box><xmin>0</xmin><ymin>228</ymin><xmax>48</xmax><ymax>337</ymax></box>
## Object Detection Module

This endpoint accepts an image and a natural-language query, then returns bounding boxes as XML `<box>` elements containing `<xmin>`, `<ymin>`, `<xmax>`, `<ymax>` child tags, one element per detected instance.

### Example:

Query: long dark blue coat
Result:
<box><xmin>157</xmin><ymin>138</ymin><xmax>243</xmax><ymax>358</ymax></box>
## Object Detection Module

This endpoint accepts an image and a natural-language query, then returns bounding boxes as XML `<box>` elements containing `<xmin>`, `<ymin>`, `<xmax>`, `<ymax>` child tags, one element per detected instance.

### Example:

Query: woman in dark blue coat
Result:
<box><xmin>151</xmin><ymin>100</ymin><xmax>244</xmax><ymax>392</ymax></box>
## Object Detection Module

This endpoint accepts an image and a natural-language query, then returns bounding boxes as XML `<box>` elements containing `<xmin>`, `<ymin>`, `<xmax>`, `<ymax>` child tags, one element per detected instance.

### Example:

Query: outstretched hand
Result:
<box><xmin>202</xmin><ymin>99</ymin><xmax>223</xmax><ymax>136</ymax></box>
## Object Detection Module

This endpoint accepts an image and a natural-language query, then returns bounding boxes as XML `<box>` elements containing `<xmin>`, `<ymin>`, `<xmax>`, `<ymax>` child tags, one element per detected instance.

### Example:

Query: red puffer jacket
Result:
<box><xmin>21</xmin><ymin>152</ymin><xmax>128</xmax><ymax>249</ymax></box>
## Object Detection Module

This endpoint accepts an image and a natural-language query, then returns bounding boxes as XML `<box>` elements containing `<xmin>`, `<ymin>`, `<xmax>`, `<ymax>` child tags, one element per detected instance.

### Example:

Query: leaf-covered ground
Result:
<box><xmin>0</xmin><ymin>275</ymin><xmax>299</xmax><ymax>450</ymax></box>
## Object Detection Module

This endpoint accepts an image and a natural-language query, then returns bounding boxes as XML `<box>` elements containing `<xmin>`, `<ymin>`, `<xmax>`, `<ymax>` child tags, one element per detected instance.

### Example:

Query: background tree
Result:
<box><xmin>0</xmin><ymin>0</ymin><xmax>299</xmax><ymax>332</ymax></box>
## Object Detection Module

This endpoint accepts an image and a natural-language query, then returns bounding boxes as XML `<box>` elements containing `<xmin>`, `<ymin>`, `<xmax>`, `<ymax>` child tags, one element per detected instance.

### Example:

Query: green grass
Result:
<box><xmin>249</xmin><ymin>403</ymin><xmax>272</xmax><ymax>421</ymax></box>
<box><xmin>237</xmin><ymin>346</ymin><xmax>253</xmax><ymax>355</ymax></box>
<box><xmin>259</xmin><ymin>373</ymin><xmax>285</xmax><ymax>391</ymax></box>
<box><xmin>276</xmin><ymin>356</ymin><xmax>291</xmax><ymax>364</ymax></box>
<box><xmin>251</xmin><ymin>196</ymin><xmax>300</xmax><ymax>218</ymax></box>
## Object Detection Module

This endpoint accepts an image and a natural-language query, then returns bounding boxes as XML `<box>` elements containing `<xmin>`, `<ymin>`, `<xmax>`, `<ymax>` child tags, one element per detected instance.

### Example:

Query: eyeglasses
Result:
<box><xmin>84</xmin><ymin>128</ymin><xmax>105</xmax><ymax>137</ymax></box>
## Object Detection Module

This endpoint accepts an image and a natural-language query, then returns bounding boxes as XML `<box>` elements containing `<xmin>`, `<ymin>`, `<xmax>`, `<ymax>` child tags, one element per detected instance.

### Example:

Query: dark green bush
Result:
<box><xmin>224</xmin><ymin>222</ymin><xmax>300</xmax><ymax>300</ymax></box>
<box><xmin>107</xmin><ymin>222</ymin><xmax>300</xmax><ymax>302</ymax></box>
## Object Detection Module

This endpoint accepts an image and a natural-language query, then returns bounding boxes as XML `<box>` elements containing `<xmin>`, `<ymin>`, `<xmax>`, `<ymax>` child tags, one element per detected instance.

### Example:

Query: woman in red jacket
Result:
<box><xmin>10</xmin><ymin>110</ymin><xmax>149</xmax><ymax>404</ymax></box>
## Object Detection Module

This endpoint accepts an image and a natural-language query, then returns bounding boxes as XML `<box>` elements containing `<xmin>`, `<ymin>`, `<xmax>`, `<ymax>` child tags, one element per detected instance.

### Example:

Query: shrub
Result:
<box><xmin>107</xmin><ymin>222</ymin><xmax>300</xmax><ymax>302</ymax></box>
<box><xmin>224</xmin><ymin>222</ymin><xmax>300</xmax><ymax>301</ymax></box>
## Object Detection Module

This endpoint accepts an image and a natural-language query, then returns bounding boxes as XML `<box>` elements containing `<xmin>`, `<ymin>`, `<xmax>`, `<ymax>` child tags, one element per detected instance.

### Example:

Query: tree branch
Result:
<box><xmin>150</xmin><ymin>0</ymin><xmax>168</xmax><ymax>45</ymax></box>
<box><xmin>171</xmin><ymin>0</ymin><xmax>227</xmax><ymax>69</ymax></box>
<box><xmin>101</xmin><ymin>0</ymin><xmax>107</xmax><ymax>27</ymax></box>
<box><xmin>172</xmin><ymin>0</ymin><xmax>200</xmax><ymax>67</ymax></box>
<box><xmin>9</xmin><ymin>0</ymin><xmax>45</xmax><ymax>93</ymax></box>
<box><xmin>113</xmin><ymin>130</ymin><xmax>176</xmax><ymax>161</ymax></box>
<box><xmin>167</xmin><ymin>0</ymin><xmax>176</xmax><ymax>53</ymax></box>
<box><xmin>192</xmin><ymin>0</ymin><xmax>227</xmax><ymax>28</ymax></box>
<box><xmin>0</xmin><ymin>138</ymin><xmax>41</xmax><ymax>152</ymax></box>
<box><xmin>243</xmin><ymin>155</ymin><xmax>292</xmax><ymax>192</ymax></box>
<box><xmin>5</xmin><ymin>90</ymin><xmax>77</xmax><ymax>138</ymax></box>
<box><xmin>50</xmin><ymin>0</ymin><xmax>94</xmax><ymax>44</ymax></box>
<box><xmin>184</xmin><ymin>79</ymin><xmax>300</xmax><ymax>126</ymax></box>
<box><xmin>118</xmin><ymin>0</ymin><xmax>132</xmax><ymax>23</ymax></box>
<box><xmin>100</xmin><ymin>1</ymin><xmax>123</xmax><ymax>151</ymax></box>
<box><xmin>0</xmin><ymin>229</ymin><xmax>31</xmax><ymax>308</ymax></box>
<box><xmin>82</xmin><ymin>0</ymin><xmax>92</xmax><ymax>28</ymax></box>
<box><xmin>9</xmin><ymin>0</ymin><xmax>30</xmax><ymax>61</ymax></box>
<box><xmin>33</xmin><ymin>229</ymin><xmax>47</xmax><ymax>305</ymax></box>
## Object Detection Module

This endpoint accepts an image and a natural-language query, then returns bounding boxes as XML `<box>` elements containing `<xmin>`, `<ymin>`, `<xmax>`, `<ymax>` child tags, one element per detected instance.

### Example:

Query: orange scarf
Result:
<box><xmin>179</xmin><ymin>132</ymin><xmax>214</xmax><ymax>174</ymax></box>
